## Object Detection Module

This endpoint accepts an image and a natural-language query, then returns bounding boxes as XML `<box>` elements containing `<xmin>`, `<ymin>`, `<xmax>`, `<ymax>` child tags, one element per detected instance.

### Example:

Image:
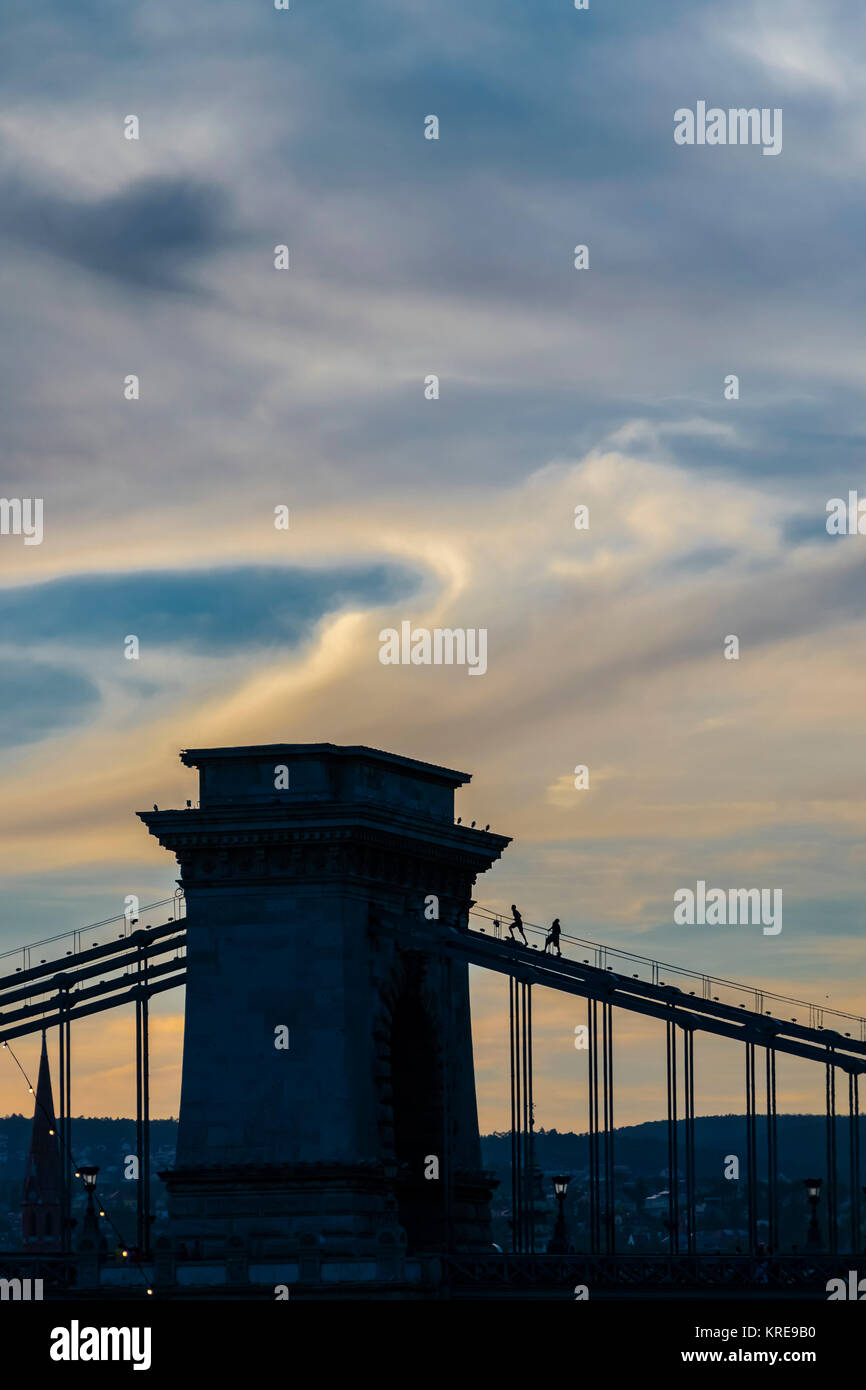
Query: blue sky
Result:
<box><xmin>1</xmin><ymin>0</ymin><xmax>865</xmax><ymax>1123</ymax></box>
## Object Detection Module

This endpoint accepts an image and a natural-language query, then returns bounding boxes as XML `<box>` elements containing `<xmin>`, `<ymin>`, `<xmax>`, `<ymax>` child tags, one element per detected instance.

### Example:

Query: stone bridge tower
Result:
<box><xmin>139</xmin><ymin>743</ymin><xmax>509</xmax><ymax>1285</ymax></box>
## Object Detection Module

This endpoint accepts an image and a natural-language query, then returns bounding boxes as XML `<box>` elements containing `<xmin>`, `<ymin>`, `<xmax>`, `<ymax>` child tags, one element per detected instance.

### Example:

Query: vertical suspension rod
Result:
<box><xmin>141</xmin><ymin>951</ymin><xmax>151</xmax><ymax>1260</ymax></box>
<box><xmin>683</xmin><ymin>1026</ymin><xmax>696</xmax><ymax>1255</ymax></box>
<box><xmin>64</xmin><ymin>1001</ymin><xmax>71</xmax><ymax>1254</ymax></box>
<box><xmin>135</xmin><ymin>985</ymin><xmax>143</xmax><ymax>1255</ymax></box>
<box><xmin>666</xmin><ymin>1017</ymin><xmax>679</xmax><ymax>1254</ymax></box>
<box><xmin>826</xmin><ymin>1060</ymin><xmax>838</xmax><ymax>1255</ymax></box>
<box><xmin>602</xmin><ymin>1001</ymin><xmax>615</xmax><ymax>1253</ymax></box>
<box><xmin>745</xmin><ymin>1041</ymin><xmax>757</xmax><ymax>1254</ymax></box>
<box><xmin>849</xmin><ymin>1069</ymin><xmax>860</xmax><ymax>1255</ymax></box>
<box><xmin>519</xmin><ymin>980</ymin><xmax>528</xmax><ymax>1253</ymax></box>
<box><xmin>766</xmin><ymin>1047</ymin><xmax>778</xmax><ymax>1253</ymax></box>
<box><xmin>588</xmin><ymin>997</ymin><xmax>600</xmax><ymax>1254</ymax></box>
<box><xmin>57</xmin><ymin>1003</ymin><xmax>67</xmax><ymax>1253</ymax></box>
<box><xmin>526</xmin><ymin>982</ymin><xmax>534</xmax><ymax>1254</ymax></box>
<box><xmin>509</xmin><ymin>975</ymin><xmax>520</xmax><ymax>1252</ymax></box>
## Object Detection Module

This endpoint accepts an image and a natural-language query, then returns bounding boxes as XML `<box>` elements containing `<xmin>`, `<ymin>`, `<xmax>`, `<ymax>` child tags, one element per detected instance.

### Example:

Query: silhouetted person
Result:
<box><xmin>545</xmin><ymin>918</ymin><xmax>562</xmax><ymax>956</ymax></box>
<box><xmin>508</xmin><ymin>905</ymin><xmax>528</xmax><ymax>945</ymax></box>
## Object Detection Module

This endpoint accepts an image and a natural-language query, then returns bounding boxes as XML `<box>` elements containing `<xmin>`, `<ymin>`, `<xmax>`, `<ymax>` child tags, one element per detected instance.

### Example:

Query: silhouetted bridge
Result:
<box><xmin>1</xmin><ymin>742</ymin><xmax>863</xmax><ymax>1298</ymax></box>
<box><xmin>1</xmin><ymin>897</ymin><xmax>863</xmax><ymax>1288</ymax></box>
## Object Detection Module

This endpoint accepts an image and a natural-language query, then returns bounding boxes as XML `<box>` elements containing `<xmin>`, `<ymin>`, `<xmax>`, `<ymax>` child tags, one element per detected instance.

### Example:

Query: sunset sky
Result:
<box><xmin>1</xmin><ymin>0</ymin><xmax>865</xmax><ymax>1131</ymax></box>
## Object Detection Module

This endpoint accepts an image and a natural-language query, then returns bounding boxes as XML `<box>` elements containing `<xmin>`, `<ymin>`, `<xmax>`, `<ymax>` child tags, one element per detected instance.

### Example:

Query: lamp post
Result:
<box><xmin>77</xmin><ymin>1165</ymin><xmax>100</xmax><ymax>1240</ymax></box>
<box><xmin>548</xmin><ymin>1174</ymin><xmax>572</xmax><ymax>1253</ymax></box>
<box><xmin>804</xmin><ymin>1177</ymin><xmax>822</xmax><ymax>1250</ymax></box>
<box><xmin>73</xmin><ymin>1164</ymin><xmax>101</xmax><ymax>1288</ymax></box>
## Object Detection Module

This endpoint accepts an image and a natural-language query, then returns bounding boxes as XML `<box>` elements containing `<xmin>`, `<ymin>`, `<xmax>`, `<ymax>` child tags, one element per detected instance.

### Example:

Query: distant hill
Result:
<box><xmin>482</xmin><ymin>1114</ymin><xmax>852</xmax><ymax>1183</ymax></box>
<box><xmin>0</xmin><ymin>1111</ymin><xmax>848</xmax><ymax>1186</ymax></box>
<box><xmin>0</xmin><ymin>1112</ymin><xmax>842</xmax><ymax>1253</ymax></box>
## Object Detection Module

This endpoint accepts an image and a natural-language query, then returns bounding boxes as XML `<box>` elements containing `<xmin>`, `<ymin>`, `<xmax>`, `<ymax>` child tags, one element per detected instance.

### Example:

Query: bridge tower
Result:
<box><xmin>139</xmin><ymin>743</ymin><xmax>509</xmax><ymax>1284</ymax></box>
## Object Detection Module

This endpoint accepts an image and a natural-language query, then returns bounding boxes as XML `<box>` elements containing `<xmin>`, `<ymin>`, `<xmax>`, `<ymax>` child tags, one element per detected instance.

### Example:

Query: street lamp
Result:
<box><xmin>548</xmin><ymin>1174</ymin><xmax>572</xmax><ymax>1253</ymax></box>
<box><xmin>75</xmin><ymin>1165</ymin><xmax>101</xmax><ymax>1250</ymax></box>
<box><xmin>804</xmin><ymin>1177</ymin><xmax>822</xmax><ymax>1249</ymax></box>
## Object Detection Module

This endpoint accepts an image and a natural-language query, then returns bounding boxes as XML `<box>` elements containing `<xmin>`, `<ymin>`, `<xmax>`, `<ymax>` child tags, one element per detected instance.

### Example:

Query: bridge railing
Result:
<box><xmin>0</xmin><ymin>892</ymin><xmax>186</xmax><ymax>980</ymax></box>
<box><xmin>468</xmin><ymin>904</ymin><xmax>866</xmax><ymax>1041</ymax></box>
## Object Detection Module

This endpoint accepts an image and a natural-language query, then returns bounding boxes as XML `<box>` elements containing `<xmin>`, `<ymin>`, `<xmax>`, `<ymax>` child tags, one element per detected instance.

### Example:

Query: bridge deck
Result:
<box><xmin>0</xmin><ymin>901</ymin><xmax>862</xmax><ymax>1069</ymax></box>
<box><xmin>0</xmin><ymin>922</ymin><xmax>187</xmax><ymax>1042</ymax></box>
<box><xmin>452</xmin><ymin>921</ymin><xmax>866</xmax><ymax>1070</ymax></box>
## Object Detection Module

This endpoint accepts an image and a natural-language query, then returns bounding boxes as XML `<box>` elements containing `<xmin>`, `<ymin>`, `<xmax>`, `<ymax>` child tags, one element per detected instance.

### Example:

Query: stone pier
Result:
<box><xmin>139</xmin><ymin>743</ymin><xmax>509</xmax><ymax>1284</ymax></box>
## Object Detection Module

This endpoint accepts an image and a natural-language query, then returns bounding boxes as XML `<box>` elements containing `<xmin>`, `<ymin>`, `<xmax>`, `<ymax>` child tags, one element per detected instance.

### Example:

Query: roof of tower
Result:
<box><xmin>178</xmin><ymin>742</ymin><xmax>472</xmax><ymax>787</ymax></box>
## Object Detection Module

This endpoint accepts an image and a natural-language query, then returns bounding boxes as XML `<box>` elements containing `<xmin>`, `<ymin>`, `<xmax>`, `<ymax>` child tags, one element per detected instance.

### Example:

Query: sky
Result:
<box><xmin>1</xmin><ymin>0</ymin><xmax>865</xmax><ymax>1131</ymax></box>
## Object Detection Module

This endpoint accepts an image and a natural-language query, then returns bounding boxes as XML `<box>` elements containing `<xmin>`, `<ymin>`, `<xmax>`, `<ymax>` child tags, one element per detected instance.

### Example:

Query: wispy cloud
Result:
<box><xmin>2</xmin><ymin>0</ymin><xmax>865</xmax><ymax>1124</ymax></box>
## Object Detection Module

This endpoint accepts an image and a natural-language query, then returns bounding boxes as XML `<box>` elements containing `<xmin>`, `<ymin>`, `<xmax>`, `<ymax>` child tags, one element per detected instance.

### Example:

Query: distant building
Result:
<box><xmin>20</xmin><ymin>1033</ymin><xmax>62</xmax><ymax>1249</ymax></box>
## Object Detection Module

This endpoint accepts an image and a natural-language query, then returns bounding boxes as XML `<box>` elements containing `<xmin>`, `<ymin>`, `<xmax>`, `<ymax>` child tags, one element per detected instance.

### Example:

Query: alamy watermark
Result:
<box><xmin>0</xmin><ymin>498</ymin><xmax>43</xmax><ymax>545</ymax></box>
<box><xmin>50</xmin><ymin>1322</ymin><xmax>151</xmax><ymax>1370</ymax></box>
<box><xmin>827</xmin><ymin>1272</ymin><xmax>866</xmax><ymax>1300</ymax></box>
<box><xmin>379</xmin><ymin>621</ymin><xmax>487</xmax><ymax>675</ymax></box>
<box><xmin>0</xmin><ymin>1278</ymin><xmax>42</xmax><ymax>1300</ymax></box>
<box><xmin>674</xmin><ymin>103</ymin><xmax>782</xmax><ymax>157</ymax></box>
<box><xmin>674</xmin><ymin>880</ymin><xmax>782</xmax><ymax>936</ymax></box>
<box><xmin>826</xmin><ymin>492</ymin><xmax>866</xmax><ymax>534</ymax></box>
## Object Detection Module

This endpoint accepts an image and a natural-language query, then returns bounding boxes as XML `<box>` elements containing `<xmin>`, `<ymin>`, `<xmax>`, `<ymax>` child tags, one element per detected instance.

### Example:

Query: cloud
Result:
<box><xmin>0</xmin><ymin>562</ymin><xmax>419</xmax><ymax>654</ymax></box>
<box><xmin>0</xmin><ymin>658</ymin><xmax>100</xmax><ymax>748</ymax></box>
<box><xmin>0</xmin><ymin>173</ymin><xmax>235</xmax><ymax>290</ymax></box>
<box><xmin>1</xmin><ymin>0</ymin><xmax>865</xmax><ymax>517</ymax></box>
<box><xmin>2</xmin><ymin>0</ymin><xmax>866</xmax><ymax>1126</ymax></box>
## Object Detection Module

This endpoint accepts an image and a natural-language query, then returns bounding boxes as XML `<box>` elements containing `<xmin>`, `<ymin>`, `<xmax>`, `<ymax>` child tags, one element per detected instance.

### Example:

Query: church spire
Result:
<box><xmin>21</xmin><ymin>1031</ymin><xmax>62</xmax><ymax>1248</ymax></box>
